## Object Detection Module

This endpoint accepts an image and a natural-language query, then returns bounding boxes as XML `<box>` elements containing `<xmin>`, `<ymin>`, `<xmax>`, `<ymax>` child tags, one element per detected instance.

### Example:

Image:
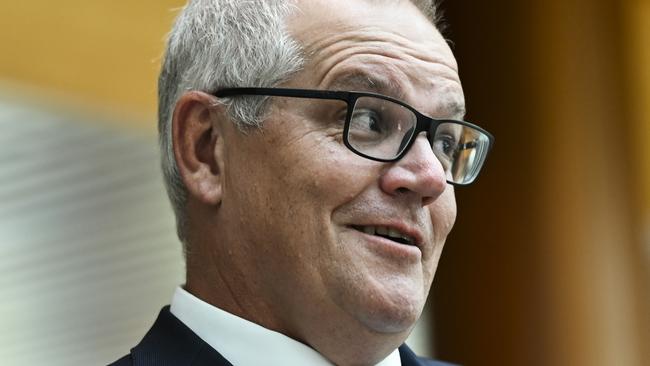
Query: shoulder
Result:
<box><xmin>107</xmin><ymin>354</ymin><xmax>132</xmax><ymax>366</ymax></box>
<box><xmin>105</xmin><ymin>306</ymin><xmax>230</xmax><ymax>366</ymax></box>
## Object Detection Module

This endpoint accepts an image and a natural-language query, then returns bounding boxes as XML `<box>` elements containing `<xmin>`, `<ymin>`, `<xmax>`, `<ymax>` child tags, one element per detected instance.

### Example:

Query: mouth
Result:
<box><xmin>350</xmin><ymin>225</ymin><xmax>417</xmax><ymax>247</ymax></box>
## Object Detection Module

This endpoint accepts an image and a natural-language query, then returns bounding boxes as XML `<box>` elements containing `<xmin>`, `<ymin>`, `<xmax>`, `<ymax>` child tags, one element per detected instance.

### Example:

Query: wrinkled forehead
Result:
<box><xmin>286</xmin><ymin>0</ymin><xmax>464</xmax><ymax>119</ymax></box>
<box><xmin>288</xmin><ymin>0</ymin><xmax>441</xmax><ymax>43</ymax></box>
<box><xmin>290</xmin><ymin>0</ymin><xmax>436</xmax><ymax>22</ymax></box>
<box><xmin>286</xmin><ymin>0</ymin><xmax>457</xmax><ymax>77</ymax></box>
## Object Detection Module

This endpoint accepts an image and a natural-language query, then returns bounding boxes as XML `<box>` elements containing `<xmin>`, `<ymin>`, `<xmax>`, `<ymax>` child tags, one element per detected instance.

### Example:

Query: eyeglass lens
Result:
<box><xmin>348</xmin><ymin>96</ymin><xmax>490</xmax><ymax>185</ymax></box>
<box><xmin>348</xmin><ymin>97</ymin><xmax>417</xmax><ymax>160</ymax></box>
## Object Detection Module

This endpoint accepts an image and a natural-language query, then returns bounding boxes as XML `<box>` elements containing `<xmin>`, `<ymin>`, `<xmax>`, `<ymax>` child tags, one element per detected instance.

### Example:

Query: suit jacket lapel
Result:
<box><xmin>130</xmin><ymin>306</ymin><xmax>232</xmax><ymax>366</ymax></box>
<box><xmin>399</xmin><ymin>344</ymin><xmax>457</xmax><ymax>366</ymax></box>
<box><xmin>399</xmin><ymin>344</ymin><xmax>426</xmax><ymax>366</ymax></box>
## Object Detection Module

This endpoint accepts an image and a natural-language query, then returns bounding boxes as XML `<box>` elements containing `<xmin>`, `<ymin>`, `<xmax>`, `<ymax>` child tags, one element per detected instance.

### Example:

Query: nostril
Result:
<box><xmin>394</xmin><ymin>185</ymin><xmax>438</xmax><ymax>207</ymax></box>
<box><xmin>421</xmin><ymin>195</ymin><xmax>437</xmax><ymax>207</ymax></box>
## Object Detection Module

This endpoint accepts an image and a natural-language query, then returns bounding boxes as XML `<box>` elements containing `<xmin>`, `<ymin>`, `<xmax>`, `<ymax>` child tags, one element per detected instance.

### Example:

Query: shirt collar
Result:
<box><xmin>169</xmin><ymin>286</ymin><xmax>401</xmax><ymax>366</ymax></box>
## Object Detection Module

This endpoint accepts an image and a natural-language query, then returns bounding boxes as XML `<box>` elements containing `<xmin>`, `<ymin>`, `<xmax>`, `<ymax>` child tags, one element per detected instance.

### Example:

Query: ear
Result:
<box><xmin>172</xmin><ymin>91</ymin><xmax>227</xmax><ymax>206</ymax></box>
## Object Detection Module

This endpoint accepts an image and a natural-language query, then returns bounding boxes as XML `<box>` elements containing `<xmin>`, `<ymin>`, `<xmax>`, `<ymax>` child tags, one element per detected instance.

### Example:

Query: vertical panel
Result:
<box><xmin>625</xmin><ymin>0</ymin><xmax>650</xmax><ymax>218</ymax></box>
<box><xmin>434</xmin><ymin>0</ymin><xmax>646</xmax><ymax>365</ymax></box>
<box><xmin>530</xmin><ymin>0</ymin><xmax>642</xmax><ymax>364</ymax></box>
<box><xmin>432</xmin><ymin>1</ymin><xmax>548</xmax><ymax>365</ymax></box>
<box><xmin>623</xmin><ymin>0</ymin><xmax>650</xmax><ymax>364</ymax></box>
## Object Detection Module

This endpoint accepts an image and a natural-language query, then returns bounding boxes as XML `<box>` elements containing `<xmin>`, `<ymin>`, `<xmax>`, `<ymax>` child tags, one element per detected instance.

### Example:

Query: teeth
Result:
<box><xmin>388</xmin><ymin>228</ymin><xmax>401</xmax><ymax>239</ymax></box>
<box><xmin>357</xmin><ymin>225</ymin><xmax>414</xmax><ymax>245</ymax></box>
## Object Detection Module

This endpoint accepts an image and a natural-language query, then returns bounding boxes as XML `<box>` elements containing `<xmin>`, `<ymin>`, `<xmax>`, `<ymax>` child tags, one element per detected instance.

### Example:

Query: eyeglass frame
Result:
<box><xmin>211</xmin><ymin>87</ymin><xmax>495</xmax><ymax>186</ymax></box>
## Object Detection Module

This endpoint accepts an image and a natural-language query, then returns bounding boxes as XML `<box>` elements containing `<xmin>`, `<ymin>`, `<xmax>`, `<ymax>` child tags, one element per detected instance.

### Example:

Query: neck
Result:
<box><xmin>186</xmin><ymin>264</ymin><xmax>410</xmax><ymax>366</ymax></box>
<box><xmin>183</xmin><ymin>211</ymin><xmax>412</xmax><ymax>366</ymax></box>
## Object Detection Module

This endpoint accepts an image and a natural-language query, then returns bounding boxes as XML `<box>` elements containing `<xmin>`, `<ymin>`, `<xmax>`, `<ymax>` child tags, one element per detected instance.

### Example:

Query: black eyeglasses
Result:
<box><xmin>212</xmin><ymin>87</ymin><xmax>494</xmax><ymax>186</ymax></box>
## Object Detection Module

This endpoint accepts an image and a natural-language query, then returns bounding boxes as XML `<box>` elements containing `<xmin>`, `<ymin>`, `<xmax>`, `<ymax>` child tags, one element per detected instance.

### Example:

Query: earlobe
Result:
<box><xmin>172</xmin><ymin>91</ymin><xmax>227</xmax><ymax>206</ymax></box>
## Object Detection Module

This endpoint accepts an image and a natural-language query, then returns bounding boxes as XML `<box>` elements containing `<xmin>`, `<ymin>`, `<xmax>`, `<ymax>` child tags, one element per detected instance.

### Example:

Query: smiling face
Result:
<box><xmin>211</xmin><ymin>0</ymin><xmax>462</xmax><ymax>361</ymax></box>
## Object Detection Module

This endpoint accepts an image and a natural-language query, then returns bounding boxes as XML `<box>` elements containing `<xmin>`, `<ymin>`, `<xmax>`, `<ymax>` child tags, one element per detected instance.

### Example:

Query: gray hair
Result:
<box><xmin>158</xmin><ymin>0</ymin><xmax>440</xmax><ymax>253</ymax></box>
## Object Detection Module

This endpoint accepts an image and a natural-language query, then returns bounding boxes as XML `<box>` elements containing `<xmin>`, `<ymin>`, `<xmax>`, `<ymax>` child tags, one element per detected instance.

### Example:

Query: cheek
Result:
<box><xmin>429</xmin><ymin>187</ymin><xmax>457</xmax><ymax>240</ymax></box>
<box><xmin>282</xmin><ymin>137</ymin><xmax>376</xmax><ymax>208</ymax></box>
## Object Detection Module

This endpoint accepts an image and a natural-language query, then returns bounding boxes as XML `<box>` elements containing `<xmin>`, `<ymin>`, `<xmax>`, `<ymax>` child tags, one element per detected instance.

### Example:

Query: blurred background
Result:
<box><xmin>0</xmin><ymin>1</ymin><xmax>647</xmax><ymax>365</ymax></box>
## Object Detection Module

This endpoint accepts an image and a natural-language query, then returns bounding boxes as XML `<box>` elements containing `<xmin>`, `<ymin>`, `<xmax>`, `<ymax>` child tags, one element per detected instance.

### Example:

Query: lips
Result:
<box><xmin>351</xmin><ymin>225</ymin><xmax>416</xmax><ymax>246</ymax></box>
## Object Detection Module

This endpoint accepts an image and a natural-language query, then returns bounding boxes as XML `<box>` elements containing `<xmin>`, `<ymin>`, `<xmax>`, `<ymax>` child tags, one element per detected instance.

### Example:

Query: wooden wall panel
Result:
<box><xmin>432</xmin><ymin>1</ymin><xmax>549</xmax><ymax>365</ymax></box>
<box><xmin>435</xmin><ymin>0</ymin><xmax>648</xmax><ymax>365</ymax></box>
<box><xmin>625</xmin><ymin>0</ymin><xmax>650</xmax><ymax>218</ymax></box>
<box><xmin>623</xmin><ymin>1</ymin><xmax>650</xmax><ymax>364</ymax></box>
<box><xmin>530</xmin><ymin>0</ymin><xmax>641</xmax><ymax>363</ymax></box>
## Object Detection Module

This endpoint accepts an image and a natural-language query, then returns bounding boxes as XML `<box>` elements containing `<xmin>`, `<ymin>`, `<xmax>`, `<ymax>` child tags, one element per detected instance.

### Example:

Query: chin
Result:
<box><xmin>323</xmin><ymin>242</ymin><xmax>431</xmax><ymax>335</ymax></box>
<box><xmin>362</xmin><ymin>308</ymin><xmax>421</xmax><ymax>335</ymax></box>
<box><xmin>353</xmin><ymin>286</ymin><xmax>425</xmax><ymax>334</ymax></box>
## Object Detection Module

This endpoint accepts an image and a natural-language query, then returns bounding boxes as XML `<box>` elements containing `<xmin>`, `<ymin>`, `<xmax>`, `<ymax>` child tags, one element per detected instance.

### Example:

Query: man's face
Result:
<box><xmin>216</xmin><ymin>0</ymin><xmax>462</xmax><ymax>344</ymax></box>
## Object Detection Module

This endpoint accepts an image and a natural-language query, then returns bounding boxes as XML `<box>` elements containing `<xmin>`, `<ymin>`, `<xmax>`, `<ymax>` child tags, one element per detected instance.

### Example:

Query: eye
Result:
<box><xmin>348</xmin><ymin>108</ymin><xmax>391</xmax><ymax>143</ymax></box>
<box><xmin>432</xmin><ymin>134</ymin><xmax>459</xmax><ymax>167</ymax></box>
<box><xmin>350</xmin><ymin>108</ymin><xmax>383</xmax><ymax>133</ymax></box>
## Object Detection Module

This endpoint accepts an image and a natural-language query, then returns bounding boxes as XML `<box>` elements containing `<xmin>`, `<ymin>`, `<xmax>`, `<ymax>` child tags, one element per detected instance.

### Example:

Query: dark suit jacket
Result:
<box><xmin>109</xmin><ymin>306</ymin><xmax>456</xmax><ymax>366</ymax></box>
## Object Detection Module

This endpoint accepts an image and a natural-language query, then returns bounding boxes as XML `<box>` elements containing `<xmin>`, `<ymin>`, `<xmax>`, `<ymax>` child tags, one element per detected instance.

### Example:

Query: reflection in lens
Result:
<box><xmin>448</xmin><ymin>127</ymin><xmax>490</xmax><ymax>184</ymax></box>
<box><xmin>398</xmin><ymin>126</ymin><xmax>416</xmax><ymax>154</ymax></box>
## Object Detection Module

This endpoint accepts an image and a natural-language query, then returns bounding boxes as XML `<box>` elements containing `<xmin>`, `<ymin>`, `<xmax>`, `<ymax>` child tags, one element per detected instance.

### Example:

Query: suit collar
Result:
<box><xmin>131</xmin><ymin>306</ymin><xmax>232</xmax><ymax>366</ymax></box>
<box><xmin>131</xmin><ymin>306</ymin><xmax>452</xmax><ymax>366</ymax></box>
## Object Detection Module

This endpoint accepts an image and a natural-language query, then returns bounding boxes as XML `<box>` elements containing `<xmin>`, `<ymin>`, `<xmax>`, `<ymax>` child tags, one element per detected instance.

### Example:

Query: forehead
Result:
<box><xmin>287</xmin><ymin>0</ymin><xmax>464</xmax><ymax>118</ymax></box>
<box><xmin>290</xmin><ymin>0</ymin><xmax>446</xmax><ymax>55</ymax></box>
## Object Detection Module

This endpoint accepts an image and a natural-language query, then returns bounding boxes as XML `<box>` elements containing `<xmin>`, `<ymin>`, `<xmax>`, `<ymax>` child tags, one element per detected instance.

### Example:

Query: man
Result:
<box><xmin>111</xmin><ymin>0</ymin><xmax>493</xmax><ymax>365</ymax></box>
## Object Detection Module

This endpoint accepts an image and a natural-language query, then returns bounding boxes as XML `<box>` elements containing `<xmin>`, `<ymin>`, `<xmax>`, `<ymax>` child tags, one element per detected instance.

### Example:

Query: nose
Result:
<box><xmin>378</xmin><ymin>133</ymin><xmax>448</xmax><ymax>206</ymax></box>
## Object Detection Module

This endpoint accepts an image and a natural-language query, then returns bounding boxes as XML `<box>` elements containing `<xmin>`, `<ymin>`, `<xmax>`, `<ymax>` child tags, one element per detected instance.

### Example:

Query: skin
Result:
<box><xmin>173</xmin><ymin>1</ymin><xmax>464</xmax><ymax>365</ymax></box>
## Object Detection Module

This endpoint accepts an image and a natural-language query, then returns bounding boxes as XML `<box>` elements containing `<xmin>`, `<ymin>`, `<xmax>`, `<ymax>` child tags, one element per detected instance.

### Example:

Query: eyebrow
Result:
<box><xmin>328</xmin><ymin>72</ymin><xmax>467</xmax><ymax>121</ymax></box>
<box><xmin>328</xmin><ymin>72</ymin><xmax>406</xmax><ymax>100</ymax></box>
<box><xmin>442</xmin><ymin>100</ymin><xmax>467</xmax><ymax>120</ymax></box>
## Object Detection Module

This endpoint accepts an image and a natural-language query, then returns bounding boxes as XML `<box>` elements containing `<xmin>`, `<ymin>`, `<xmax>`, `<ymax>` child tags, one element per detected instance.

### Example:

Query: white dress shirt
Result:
<box><xmin>170</xmin><ymin>286</ymin><xmax>402</xmax><ymax>366</ymax></box>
